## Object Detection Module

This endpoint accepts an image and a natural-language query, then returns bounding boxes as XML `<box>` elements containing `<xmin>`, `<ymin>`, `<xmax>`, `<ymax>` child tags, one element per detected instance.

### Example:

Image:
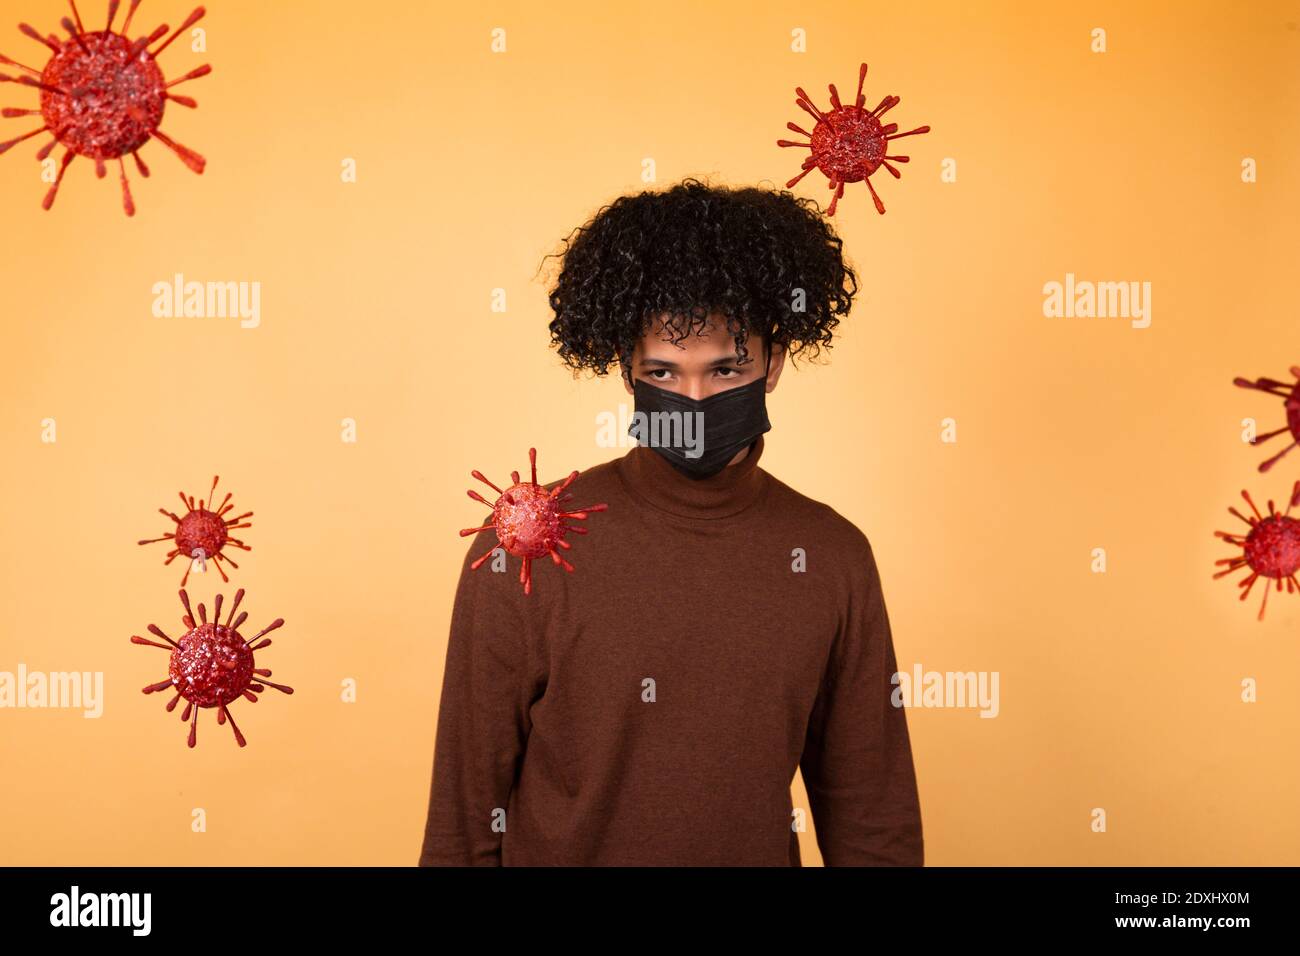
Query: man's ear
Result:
<box><xmin>765</xmin><ymin>342</ymin><xmax>787</xmax><ymax>392</ymax></box>
<box><xmin>619</xmin><ymin>356</ymin><xmax>635</xmax><ymax>395</ymax></box>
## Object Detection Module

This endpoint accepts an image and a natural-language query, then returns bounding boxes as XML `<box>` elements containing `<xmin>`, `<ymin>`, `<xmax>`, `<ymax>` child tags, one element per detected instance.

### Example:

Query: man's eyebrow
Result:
<box><xmin>640</xmin><ymin>356</ymin><xmax>742</xmax><ymax>369</ymax></box>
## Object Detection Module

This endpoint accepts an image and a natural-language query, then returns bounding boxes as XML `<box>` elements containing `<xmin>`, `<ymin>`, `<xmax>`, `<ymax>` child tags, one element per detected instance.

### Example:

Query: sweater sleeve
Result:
<box><xmin>418</xmin><ymin>531</ymin><xmax>543</xmax><ymax>866</ymax></box>
<box><xmin>799</xmin><ymin>534</ymin><xmax>924</xmax><ymax>866</ymax></box>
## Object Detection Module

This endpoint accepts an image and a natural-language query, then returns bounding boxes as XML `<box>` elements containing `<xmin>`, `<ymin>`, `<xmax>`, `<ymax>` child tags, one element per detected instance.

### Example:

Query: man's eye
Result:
<box><xmin>715</xmin><ymin>368</ymin><xmax>741</xmax><ymax>377</ymax></box>
<box><xmin>648</xmin><ymin>369</ymin><xmax>672</xmax><ymax>380</ymax></box>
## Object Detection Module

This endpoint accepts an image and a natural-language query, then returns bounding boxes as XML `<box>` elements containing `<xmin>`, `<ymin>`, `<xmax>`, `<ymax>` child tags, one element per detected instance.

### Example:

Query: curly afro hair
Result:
<box><xmin>542</xmin><ymin>177</ymin><xmax>858</xmax><ymax>380</ymax></box>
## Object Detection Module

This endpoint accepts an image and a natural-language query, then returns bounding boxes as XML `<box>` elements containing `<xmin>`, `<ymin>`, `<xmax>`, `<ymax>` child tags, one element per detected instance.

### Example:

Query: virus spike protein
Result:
<box><xmin>460</xmin><ymin>447</ymin><xmax>607</xmax><ymax>596</ymax></box>
<box><xmin>777</xmin><ymin>61</ymin><xmax>930</xmax><ymax>217</ymax></box>
<box><xmin>0</xmin><ymin>1</ymin><xmax>209</xmax><ymax>215</ymax></box>
<box><xmin>1213</xmin><ymin>481</ymin><xmax>1300</xmax><ymax>621</ymax></box>
<box><xmin>137</xmin><ymin>475</ymin><xmax>252</xmax><ymax>586</ymax></box>
<box><xmin>131</xmin><ymin>588</ymin><xmax>293</xmax><ymax>748</ymax></box>
<box><xmin>1234</xmin><ymin>366</ymin><xmax>1300</xmax><ymax>474</ymax></box>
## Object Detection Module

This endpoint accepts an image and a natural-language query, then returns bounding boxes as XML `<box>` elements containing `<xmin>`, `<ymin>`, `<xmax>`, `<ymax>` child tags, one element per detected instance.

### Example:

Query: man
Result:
<box><xmin>419</xmin><ymin>178</ymin><xmax>922</xmax><ymax>866</ymax></box>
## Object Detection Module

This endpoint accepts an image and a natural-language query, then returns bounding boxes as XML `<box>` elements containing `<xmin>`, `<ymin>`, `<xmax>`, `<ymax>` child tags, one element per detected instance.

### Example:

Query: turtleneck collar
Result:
<box><xmin>616</xmin><ymin>433</ymin><xmax>770</xmax><ymax>520</ymax></box>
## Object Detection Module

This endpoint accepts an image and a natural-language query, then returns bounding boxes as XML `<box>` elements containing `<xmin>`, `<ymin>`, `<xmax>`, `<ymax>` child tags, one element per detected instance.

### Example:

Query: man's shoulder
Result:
<box><xmin>759</xmin><ymin>467</ymin><xmax>875</xmax><ymax>561</ymax></box>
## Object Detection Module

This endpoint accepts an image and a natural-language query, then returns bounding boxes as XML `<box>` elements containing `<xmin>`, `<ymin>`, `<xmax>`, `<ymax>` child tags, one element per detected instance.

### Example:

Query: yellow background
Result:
<box><xmin>1</xmin><ymin>0</ymin><xmax>1298</xmax><ymax>865</ymax></box>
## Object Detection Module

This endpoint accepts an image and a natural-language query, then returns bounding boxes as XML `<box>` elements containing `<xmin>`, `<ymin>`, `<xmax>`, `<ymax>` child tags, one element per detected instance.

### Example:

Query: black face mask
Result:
<box><xmin>626</xmin><ymin>355</ymin><xmax>772</xmax><ymax>480</ymax></box>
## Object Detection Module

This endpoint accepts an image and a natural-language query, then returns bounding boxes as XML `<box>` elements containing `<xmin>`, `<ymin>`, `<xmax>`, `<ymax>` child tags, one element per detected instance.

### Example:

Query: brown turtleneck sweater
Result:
<box><xmin>418</xmin><ymin>435</ymin><xmax>923</xmax><ymax>866</ymax></box>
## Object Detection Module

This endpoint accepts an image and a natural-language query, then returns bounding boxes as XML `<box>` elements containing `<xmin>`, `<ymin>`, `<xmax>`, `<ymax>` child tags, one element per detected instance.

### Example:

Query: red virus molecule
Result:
<box><xmin>1234</xmin><ymin>366</ymin><xmax>1300</xmax><ymax>473</ymax></box>
<box><xmin>0</xmin><ymin>0</ymin><xmax>210</xmax><ymax>215</ymax></box>
<box><xmin>777</xmin><ymin>61</ymin><xmax>930</xmax><ymax>217</ymax></box>
<box><xmin>131</xmin><ymin>588</ymin><xmax>293</xmax><ymax>748</ymax></box>
<box><xmin>138</xmin><ymin>475</ymin><xmax>252</xmax><ymax>586</ymax></box>
<box><xmin>460</xmin><ymin>447</ymin><xmax>608</xmax><ymax>596</ymax></box>
<box><xmin>1213</xmin><ymin>481</ymin><xmax>1300</xmax><ymax>621</ymax></box>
